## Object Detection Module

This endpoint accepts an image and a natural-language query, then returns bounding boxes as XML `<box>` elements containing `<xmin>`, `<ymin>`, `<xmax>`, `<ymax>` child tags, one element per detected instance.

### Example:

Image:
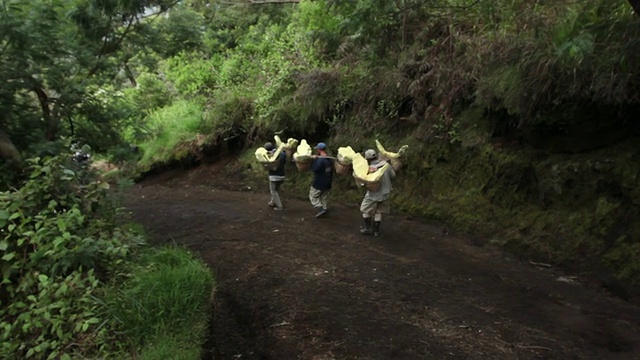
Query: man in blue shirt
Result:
<box><xmin>265</xmin><ymin>142</ymin><xmax>287</xmax><ymax>211</ymax></box>
<box><xmin>309</xmin><ymin>142</ymin><xmax>333</xmax><ymax>218</ymax></box>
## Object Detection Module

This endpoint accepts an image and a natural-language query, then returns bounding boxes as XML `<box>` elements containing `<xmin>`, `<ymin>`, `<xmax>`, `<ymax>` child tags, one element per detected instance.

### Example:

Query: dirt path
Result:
<box><xmin>124</xmin><ymin>166</ymin><xmax>640</xmax><ymax>360</ymax></box>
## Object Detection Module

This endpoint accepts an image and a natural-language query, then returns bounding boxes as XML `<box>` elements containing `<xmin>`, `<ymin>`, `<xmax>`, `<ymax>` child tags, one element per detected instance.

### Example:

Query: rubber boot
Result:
<box><xmin>360</xmin><ymin>218</ymin><xmax>373</xmax><ymax>235</ymax></box>
<box><xmin>373</xmin><ymin>221</ymin><xmax>381</xmax><ymax>237</ymax></box>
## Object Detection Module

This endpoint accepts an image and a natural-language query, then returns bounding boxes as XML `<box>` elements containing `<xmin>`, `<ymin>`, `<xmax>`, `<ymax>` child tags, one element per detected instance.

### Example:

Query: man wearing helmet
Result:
<box><xmin>264</xmin><ymin>142</ymin><xmax>287</xmax><ymax>211</ymax></box>
<box><xmin>360</xmin><ymin>148</ymin><xmax>395</xmax><ymax>236</ymax></box>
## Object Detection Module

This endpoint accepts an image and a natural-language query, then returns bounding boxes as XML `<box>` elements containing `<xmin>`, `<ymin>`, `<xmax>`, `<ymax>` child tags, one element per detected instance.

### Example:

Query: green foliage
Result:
<box><xmin>202</xmin><ymin>89</ymin><xmax>254</xmax><ymax>139</ymax></box>
<box><xmin>153</xmin><ymin>6</ymin><xmax>206</xmax><ymax>58</ymax></box>
<box><xmin>126</xmin><ymin>74</ymin><xmax>174</xmax><ymax>114</ymax></box>
<box><xmin>250</xmin><ymin>18</ymin><xmax>334</xmax><ymax>133</ymax></box>
<box><xmin>137</xmin><ymin>333</ymin><xmax>204</xmax><ymax>360</ymax></box>
<box><xmin>0</xmin><ymin>153</ymin><xmax>214</xmax><ymax>358</ymax></box>
<box><xmin>102</xmin><ymin>246</ymin><xmax>214</xmax><ymax>357</ymax></box>
<box><xmin>164</xmin><ymin>52</ymin><xmax>218</xmax><ymax>97</ymax></box>
<box><xmin>0</xmin><ymin>0</ymin><xmax>193</xmax><ymax>182</ymax></box>
<box><xmin>0</xmin><ymin>154</ymin><xmax>141</xmax><ymax>358</ymax></box>
<box><xmin>475</xmin><ymin>66</ymin><xmax>525</xmax><ymax>116</ymax></box>
<box><xmin>291</xmin><ymin>0</ymin><xmax>342</xmax><ymax>58</ymax></box>
<box><xmin>136</xmin><ymin>99</ymin><xmax>205</xmax><ymax>168</ymax></box>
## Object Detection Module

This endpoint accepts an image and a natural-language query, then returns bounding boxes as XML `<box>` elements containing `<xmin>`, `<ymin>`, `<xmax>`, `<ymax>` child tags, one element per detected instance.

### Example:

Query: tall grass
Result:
<box><xmin>104</xmin><ymin>246</ymin><xmax>214</xmax><ymax>359</ymax></box>
<box><xmin>138</xmin><ymin>99</ymin><xmax>205</xmax><ymax>168</ymax></box>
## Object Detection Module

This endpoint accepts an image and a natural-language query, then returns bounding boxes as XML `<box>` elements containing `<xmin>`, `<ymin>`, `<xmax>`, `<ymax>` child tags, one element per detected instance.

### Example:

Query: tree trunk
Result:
<box><xmin>32</xmin><ymin>84</ymin><xmax>59</xmax><ymax>141</ymax></box>
<box><xmin>629</xmin><ymin>0</ymin><xmax>640</xmax><ymax>16</ymax></box>
<box><xmin>124</xmin><ymin>62</ymin><xmax>137</xmax><ymax>87</ymax></box>
<box><xmin>0</xmin><ymin>127</ymin><xmax>22</xmax><ymax>169</ymax></box>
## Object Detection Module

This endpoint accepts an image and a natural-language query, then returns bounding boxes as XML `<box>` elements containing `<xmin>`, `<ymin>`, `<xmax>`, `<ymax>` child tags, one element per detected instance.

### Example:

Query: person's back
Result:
<box><xmin>264</xmin><ymin>142</ymin><xmax>286</xmax><ymax>211</ymax></box>
<box><xmin>311</xmin><ymin>157</ymin><xmax>333</xmax><ymax>190</ymax></box>
<box><xmin>365</xmin><ymin>159</ymin><xmax>394</xmax><ymax>201</ymax></box>
<box><xmin>308</xmin><ymin>142</ymin><xmax>333</xmax><ymax>217</ymax></box>
<box><xmin>359</xmin><ymin>149</ymin><xmax>396</xmax><ymax>236</ymax></box>
<box><xmin>268</xmin><ymin>151</ymin><xmax>287</xmax><ymax>181</ymax></box>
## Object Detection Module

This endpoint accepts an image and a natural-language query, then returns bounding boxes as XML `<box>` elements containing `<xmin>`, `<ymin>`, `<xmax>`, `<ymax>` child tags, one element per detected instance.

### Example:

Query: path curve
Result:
<box><xmin>124</xmin><ymin>168</ymin><xmax>640</xmax><ymax>360</ymax></box>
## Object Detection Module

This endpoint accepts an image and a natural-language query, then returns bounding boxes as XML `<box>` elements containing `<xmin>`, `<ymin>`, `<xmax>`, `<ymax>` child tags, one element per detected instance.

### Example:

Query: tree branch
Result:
<box><xmin>123</xmin><ymin>60</ymin><xmax>137</xmax><ymax>87</ymax></box>
<box><xmin>88</xmin><ymin>0</ymin><xmax>182</xmax><ymax>76</ymax></box>
<box><xmin>140</xmin><ymin>0</ymin><xmax>183</xmax><ymax>20</ymax></box>
<box><xmin>67</xmin><ymin>116</ymin><xmax>75</xmax><ymax>137</ymax></box>
<box><xmin>0</xmin><ymin>127</ymin><xmax>22</xmax><ymax>168</ymax></box>
<box><xmin>31</xmin><ymin>81</ymin><xmax>58</xmax><ymax>141</ymax></box>
<box><xmin>88</xmin><ymin>15</ymin><xmax>135</xmax><ymax>77</ymax></box>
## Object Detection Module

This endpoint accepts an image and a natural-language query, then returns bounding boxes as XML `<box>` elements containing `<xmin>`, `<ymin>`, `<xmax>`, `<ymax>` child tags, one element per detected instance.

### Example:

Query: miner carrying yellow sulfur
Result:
<box><xmin>358</xmin><ymin>148</ymin><xmax>396</xmax><ymax>237</ymax></box>
<box><xmin>255</xmin><ymin>140</ymin><xmax>287</xmax><ymax>211</ymax></box>
<box><xmin>308</xmin><ymin>142</ymin><xmax>334</xmax><ymax>218</ymax></box>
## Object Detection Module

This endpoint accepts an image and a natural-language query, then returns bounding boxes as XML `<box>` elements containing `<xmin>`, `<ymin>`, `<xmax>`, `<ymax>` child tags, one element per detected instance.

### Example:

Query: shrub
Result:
<box><xmin>0</xmin><ymin>155</ymin><xmax>142</xmax><ymax>358</ymax></box>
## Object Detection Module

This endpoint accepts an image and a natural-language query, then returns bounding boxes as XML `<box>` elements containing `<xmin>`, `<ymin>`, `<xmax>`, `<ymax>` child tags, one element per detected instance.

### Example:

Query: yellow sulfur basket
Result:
<box><xmin>334</xmin><ymin>159</ymin><xmax>352</xmax><ymax>175</ymax></box>
<box><xmin>260</xmin><ymin>161</ymin><xmax>279</xmax><ymax>172</ymax></box>
<box><xmin>295</xmin><ymin>160</ymin><xmax>311</xmax><ymax>171</ymax></box>
<box><xmin>353</xmin><ymin>174</ymin><xmax>381</xmax><ymax>192</ymax></box>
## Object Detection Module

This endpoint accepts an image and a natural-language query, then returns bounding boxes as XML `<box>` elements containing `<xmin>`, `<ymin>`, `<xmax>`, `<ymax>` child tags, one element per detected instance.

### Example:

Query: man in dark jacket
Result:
<box><xmin>265</xmin><ymin>142</ymin><xmax>287</xmax><ymax>211</ymax></box>
<box><xmin>309</xmin><ymin>142</ymin><xmax>333</xmax><ymax>218</ymax></box>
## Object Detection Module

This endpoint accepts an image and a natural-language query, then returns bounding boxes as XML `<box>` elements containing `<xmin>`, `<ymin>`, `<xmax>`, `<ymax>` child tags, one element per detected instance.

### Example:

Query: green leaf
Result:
<box><xmin>56</xmin><ymin>283</ymin><xmax>68</xmax><ymax>297</ymax></box>
<box><xmin>0</xmin><ymin>210</ymin><xmax>8</xmax><ymax>228</ymax></box>
<box><xmin>57</xmin><ymin>219</ymin><xmax>67</xmax><ymax>232</ymax></box>
<box><xmin>60</xmin><ymin>354</ymin><xmax>72</xmax><ymax>360</ymax></box>
<box><xmin>53</xmin><ymin>237</ymin><xmax>65</xmax><ymax>248</ymax></box>
<box><xmin>1</xmin><ymin>252</ymin><xmax>15</xmax><ymax>261</ymax></box>
<box><xmin>0</xmin><ymin>240</ymin><xmax>7</xmax><ymax>251</ymax></box>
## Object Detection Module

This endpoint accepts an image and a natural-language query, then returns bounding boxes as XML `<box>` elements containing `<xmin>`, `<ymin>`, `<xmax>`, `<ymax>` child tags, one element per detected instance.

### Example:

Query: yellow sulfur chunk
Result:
<box><xmin>352</xmin><ymin>153</ymin><xmax>389</xmax><ymax>182</ymax></box>
<box><xmin>375</xmin><ymin>140</ymin><xmax>409</xmax><ymax>159</ymax></box>
<box><xmin>293</xmin><ymin>139</ymin><xmax>313</xmax><ymax>162</ymax></box>
<box><xmin>286</xmin><ymin>138</ymin><xmax>299</xmax><ymax>149</ymax></box>
<box><xmin>255</xmin><ymin>147</ymin><xmax>269</xmax><ymax>162</ymax></box>
<box><xmin>274</xmin><ymin>135</ymin><xmax>285</xmax><ymax>148</ymax></box>
<box><xmin>255</xmin><ymin>143</ymin><xmax>285</xmax><ymax>162</ymax></box>
<box><xmin>337</xmin><ymin>146</ymin><xmax>357</xmax><ymax>164</ymax></box>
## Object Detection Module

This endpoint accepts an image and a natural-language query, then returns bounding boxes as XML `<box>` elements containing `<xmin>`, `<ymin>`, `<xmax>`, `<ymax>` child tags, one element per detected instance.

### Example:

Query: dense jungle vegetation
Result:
<box><xmin>1</xmin><ymin>0</ymin><xmax>640</xmax><ymax>357</ymax></box>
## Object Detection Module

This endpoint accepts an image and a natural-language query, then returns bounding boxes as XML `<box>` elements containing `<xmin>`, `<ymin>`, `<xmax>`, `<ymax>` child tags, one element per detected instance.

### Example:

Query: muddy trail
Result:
<box><xmin>124</xmin><ymin>165</ymin><xmax>640</xmax><ymax>360</ymax></box>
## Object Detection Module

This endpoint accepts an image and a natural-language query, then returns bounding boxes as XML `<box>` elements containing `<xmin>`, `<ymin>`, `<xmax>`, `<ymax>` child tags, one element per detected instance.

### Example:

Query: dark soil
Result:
<box><xmin>124</xmin><ymin>162</ymin><xmax>640</xmax><ymax>360</ymax></box>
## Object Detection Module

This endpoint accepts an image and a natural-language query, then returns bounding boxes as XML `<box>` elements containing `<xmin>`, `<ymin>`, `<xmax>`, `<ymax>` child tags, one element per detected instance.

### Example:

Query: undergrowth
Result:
<box><xmin>0</xmin><ymin>153</ymin><xmax>214</xmax><ymax>358</ymax></box>
<box><xmin>103</xmin><ymin>246</ymin><xmax>214</xmax><ymax>359</ymax></box>
<box><xmin>135</xmin><ymin>99</ymin><xmax>206</xmax><ymax>169</ymax></box>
